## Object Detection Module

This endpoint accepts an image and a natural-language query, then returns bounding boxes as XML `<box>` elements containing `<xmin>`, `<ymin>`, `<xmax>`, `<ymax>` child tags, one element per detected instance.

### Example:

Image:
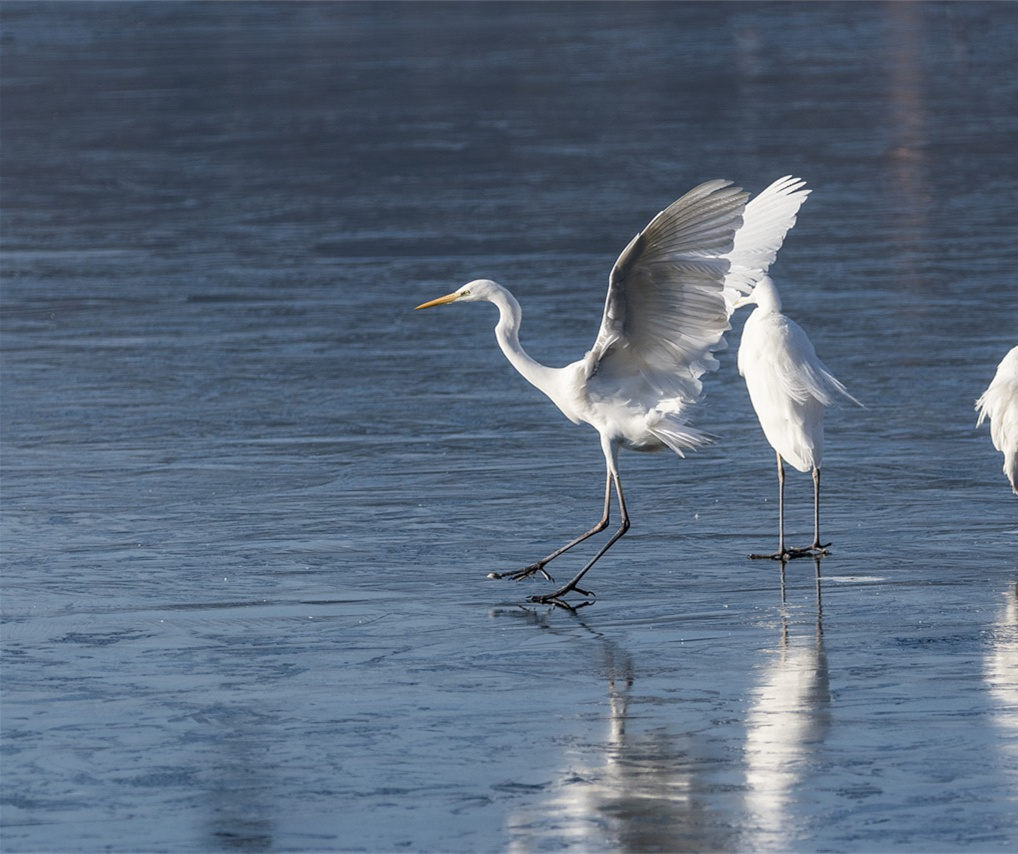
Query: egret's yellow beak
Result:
<box><xmin>415</xmin><ymin>291</ymin><xmax>461</xmax><ymax>310</ymax></box>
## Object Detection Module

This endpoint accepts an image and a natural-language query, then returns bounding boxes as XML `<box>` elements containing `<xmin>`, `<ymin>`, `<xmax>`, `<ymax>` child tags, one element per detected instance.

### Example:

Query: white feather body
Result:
<box><xmin>976</xmin><ymin>346</ymin><xmax>1018</xmax><ymax>494</ymax></box>
<box><xmin>737</xmin><ymin>278</ymin><xmax>859</xmax><ymax>472</ymax></box>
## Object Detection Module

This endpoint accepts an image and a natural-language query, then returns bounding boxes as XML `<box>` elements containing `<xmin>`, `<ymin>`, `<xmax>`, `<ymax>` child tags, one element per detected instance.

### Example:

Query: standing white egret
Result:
<box><xmin>976</xmin><ymin>345</ymin><xmax>1018</xmax><ymax>494</ymax></box>
<box><xmin>416</xmin><ymin>177</ymin><xmax>809</xmax><ymax>606</ymax></box>
<box><xmin>734</xmin><ymin>276</ymin><xmax>861</xmax><ymax>560</ymax></box>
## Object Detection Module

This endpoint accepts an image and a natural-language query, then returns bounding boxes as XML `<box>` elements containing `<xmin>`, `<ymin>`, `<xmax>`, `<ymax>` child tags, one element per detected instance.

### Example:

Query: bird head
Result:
<box><xmin>732</xmin><ymin>276</ymin><xmax>781</xmax><ymax>313</ymax></box>
<box><xmin>731</xmin><ymin>293</ymin><xmax>753</xmax><ymax>311</ymax></box>
<box><xmin>415</xmin><ymin>279</ymin><xmax>501</xmax><ymax>310</ymax></box>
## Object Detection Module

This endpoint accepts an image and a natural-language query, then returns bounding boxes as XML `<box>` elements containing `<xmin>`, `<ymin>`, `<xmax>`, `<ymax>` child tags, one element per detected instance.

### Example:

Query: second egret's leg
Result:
<box><xmin>778</xmin><ymin>452</ymin><xmax>786</xmax><ymax>554</ymax></box>
<box><xmin>751</xmin><ymin>452</ymin><xmax>790</xmax><ymax>560</ymax></box>
<box><xmin>751</xmin><ymin>456</ymin><xmax>826</xmax><ymax>560</ymax></box>
<box><xmin>529</xmin><ymin>470</ymin><xmax>630</xmax><ymax>607</ymax></box>
<box><xmin>807</xmin><ymin>466</ymin><xmax>830</xmax><ymax>554</ymax></box>
<box><xmin>488</xmin><ymin>473</ymin><xmax>613</xmax><ymax>583</ymax></box>
<box><xmin>776</xmin><ymin>466</ymin><xmax>829</xmax><ymax>558</ymax></box>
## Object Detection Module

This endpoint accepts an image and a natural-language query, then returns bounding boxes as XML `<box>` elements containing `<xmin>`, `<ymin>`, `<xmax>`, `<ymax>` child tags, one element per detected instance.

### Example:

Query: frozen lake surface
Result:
<box><xmin>2</xmin><ymin>3</ymin><xmax>1017</xmax><ymax>851</ymax></box>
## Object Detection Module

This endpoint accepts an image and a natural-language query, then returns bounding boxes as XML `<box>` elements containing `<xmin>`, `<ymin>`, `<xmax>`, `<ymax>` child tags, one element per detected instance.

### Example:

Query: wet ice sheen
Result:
<box><xmin>3</xmin><ymin>3</ymin><xmax>1018</xmax><ymax>852</ymax></box>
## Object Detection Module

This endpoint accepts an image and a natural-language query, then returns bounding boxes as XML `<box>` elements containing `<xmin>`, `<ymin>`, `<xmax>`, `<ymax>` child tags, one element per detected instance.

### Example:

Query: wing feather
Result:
<box><xmin>589</xmin><ymin>180</ymin><xmax>750</xmax><ymax>402</ymax></box>
<box><xmin>769</xmin><ymin>319</ymin><xmax>861</xmax><ymax>408</ymax></box>
<box><xmin>589</xmin><ymin>177</ymin><xmax>810</xmax><ymax>406</ymax></box>
<box><xmin>723</xmin><ymin>175</ymin><xmax>811</xmax><ymax>309</ymax></box>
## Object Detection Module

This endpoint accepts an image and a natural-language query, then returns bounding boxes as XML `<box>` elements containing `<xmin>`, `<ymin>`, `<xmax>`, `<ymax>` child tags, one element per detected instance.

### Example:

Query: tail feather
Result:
<box><xmin>651</xmin><ymin>418</ymin><xmax>713</xmax><ymax>458</ymax></box>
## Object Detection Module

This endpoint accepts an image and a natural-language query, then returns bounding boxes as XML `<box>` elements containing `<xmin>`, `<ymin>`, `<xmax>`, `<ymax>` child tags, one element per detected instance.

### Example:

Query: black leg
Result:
<box><xmin>750</xmin><ymin>452</ymin><xmax>793</xmax><ymax>560</ymax></box>
<box><xmin>529</xmin><ymin>471</ymin><xmax>630</xmax><ymax>607</ymax></box>
<box><xmin>809</xmin><ymin>466</ymin><xmax>831</xmax><ymax>554</ymax></box>
<box><xmin>778</xmin><ymin>452</ymin><xmax>786</xmax><ymax>554</ymax></box>
<box><xmin>751</xmin><ymin>456</ymin><xmax>827</xmax><ymax>561</ymax></box>
<box><xmin>488</xmin><ymin>472</ymin><xmax>613</xmax><ymax>583</ymax></box>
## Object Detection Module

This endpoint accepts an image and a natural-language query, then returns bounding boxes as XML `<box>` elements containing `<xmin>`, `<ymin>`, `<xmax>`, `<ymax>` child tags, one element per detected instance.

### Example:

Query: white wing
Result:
<box><xmin>741</xmin><ymin>313</ymin><xmax>859</xmax><ymax>407</ymax></box>
<box><xmin>723</xmin><ymin>176</ymin><xmax>811</xmax><ymax>310</ymax></box>
<box><xmin>586</xmin><ymin>179</ymin><xmax>749</xmax><ymax>404</ymax></box>
<box><xmin>588</xmin><ymin>177</ymin><xmax>808</xmax><ymax>405</ymax></box>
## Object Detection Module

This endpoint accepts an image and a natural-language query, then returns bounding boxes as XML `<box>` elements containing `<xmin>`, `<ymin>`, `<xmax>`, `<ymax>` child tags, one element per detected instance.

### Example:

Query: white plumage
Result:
<box><xmin>976</xmin><ymin>346</ymin><xmax>1018</xmax><ymax>495</ymax></box>
<box><xmin>417</xmin><ymin>177</ymin><xmax>809</xmax><ymax>605</ymax></box>
<box><xmin>736</xmin><ymin>276</ymin><xmax>861</xmax><ymax>558</ymax></box>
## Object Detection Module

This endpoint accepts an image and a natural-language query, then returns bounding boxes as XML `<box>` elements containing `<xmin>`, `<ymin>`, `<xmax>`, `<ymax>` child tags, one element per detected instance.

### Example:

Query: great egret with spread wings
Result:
<box><xmin>976</xmin><ymin>345</ymin><xmax>1018</xmax><ymax>495</ymax></box>
<box><xmin>734</xmin><ymin>276</ymin><xmax>862</xmax><ymax>560</ymax></box>
<box><xmin>416</xmin><ymin>177</ymin><xmax>809</xmax><ymax>606</ymax></box>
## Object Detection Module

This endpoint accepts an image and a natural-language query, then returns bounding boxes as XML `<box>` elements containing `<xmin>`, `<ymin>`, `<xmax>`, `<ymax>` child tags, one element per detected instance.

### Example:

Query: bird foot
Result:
<box><xmin>749</xmin><ymin>544</ymin><xmax>830</xmax><ymax>561</ymax></box>
<box><xmin>527</xmin><ymin>584</ymin><xmax>595</xmax><ymax>610</ymax></box>
<box><xmin>487</xmin><ymin>563</ymin><xmax>554</xmax><ymax>583</ymax></box>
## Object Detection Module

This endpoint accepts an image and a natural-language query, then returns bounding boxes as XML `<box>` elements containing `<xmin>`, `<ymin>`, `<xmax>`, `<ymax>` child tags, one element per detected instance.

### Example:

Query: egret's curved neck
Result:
<box><xmin>488</xmin><ymin>288</ymin><xmax>557</xmax><ymax>395</ymax></box>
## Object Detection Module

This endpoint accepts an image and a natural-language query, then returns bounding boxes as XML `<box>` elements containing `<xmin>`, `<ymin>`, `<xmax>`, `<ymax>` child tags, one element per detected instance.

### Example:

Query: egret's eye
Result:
<box><xmin>460</xmin><ymin>289</ymin><xmax>470</xmax><ymax>297</ymax></box>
